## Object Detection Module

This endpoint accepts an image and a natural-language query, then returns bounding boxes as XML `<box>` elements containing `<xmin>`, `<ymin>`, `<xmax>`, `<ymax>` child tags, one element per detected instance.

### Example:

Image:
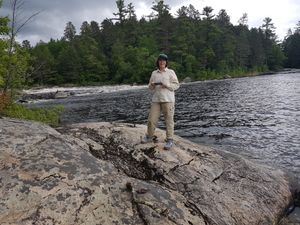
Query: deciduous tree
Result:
<box><xmin>1</xmin><ymin>0</ymin><xmax>39</xmax><ymax>95</ymax></box>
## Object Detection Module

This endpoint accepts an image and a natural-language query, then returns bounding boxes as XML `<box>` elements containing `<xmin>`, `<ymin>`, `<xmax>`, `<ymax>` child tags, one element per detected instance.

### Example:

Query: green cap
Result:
<box><xmin>158</xmin><ymin>53</ymin><xmax>168</xmax><ymax>61</ymax></box>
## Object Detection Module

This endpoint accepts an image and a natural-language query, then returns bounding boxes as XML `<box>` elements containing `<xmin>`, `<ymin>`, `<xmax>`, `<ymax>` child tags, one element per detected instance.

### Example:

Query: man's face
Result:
<box><xmin>159</xmin><ymin>59</ymin><xmax>167</xmax><ymax>69</ymax></box>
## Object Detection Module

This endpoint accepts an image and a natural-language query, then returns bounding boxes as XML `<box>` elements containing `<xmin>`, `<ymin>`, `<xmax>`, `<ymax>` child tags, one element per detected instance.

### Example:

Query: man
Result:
<box><xmin>142</xmin><ymin>53</ymin><xmax>180</xmax><ymax>150</ymax></box>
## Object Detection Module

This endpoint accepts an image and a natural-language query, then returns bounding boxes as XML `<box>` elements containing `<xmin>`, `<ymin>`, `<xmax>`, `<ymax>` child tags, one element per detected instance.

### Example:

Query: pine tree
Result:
<box><xmin>283</xmin><ymin>23</ymin><xmax>300</xmax><ymax>68</ymax></box>
<box><xmin>25</xmin><ymin>2</ymin><xmax>292</xmax><ymax>86</ymax></box>
<box><xmin>63</xmin><ymin>22</ymin><xmax>76</xmax><ymax>42</ymax></box>
<box><xmin>261</xmin><ymin>17</ymin><xmax>284</xmax><ymax>69</ymax></box>
<box><xmin>29</xmin><ymin>43</ymin><xmax>55</xmax><ymax>85</ymax></box>
<box><xmin>151</xmin><ymin>1</ymin><xmax>173</xmax><ymax>52</ymax></box>
<box><xmin>113</xmin><ymin>0</ymin><xmax>127</xmax><ymax>23</ymax></box>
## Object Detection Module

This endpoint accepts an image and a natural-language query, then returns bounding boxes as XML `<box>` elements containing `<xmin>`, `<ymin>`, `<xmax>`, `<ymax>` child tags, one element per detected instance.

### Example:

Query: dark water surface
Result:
<box><xmin>31</xmin><ymin>72</ymin><xmax>300</xmax><ymax>179</ymax></box>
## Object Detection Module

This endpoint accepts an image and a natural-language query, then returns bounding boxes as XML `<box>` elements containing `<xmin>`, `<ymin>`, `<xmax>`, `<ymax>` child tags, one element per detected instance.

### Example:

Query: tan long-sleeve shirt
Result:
<box><xmin>148</xmin><ymin>68</ymin><xmax>180</xmax><ymax>103</ymax></box>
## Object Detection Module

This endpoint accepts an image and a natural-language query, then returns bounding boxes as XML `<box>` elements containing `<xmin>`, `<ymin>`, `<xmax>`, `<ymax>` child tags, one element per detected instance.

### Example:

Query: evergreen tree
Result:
<box><xmin>25</xmin><ymin>2</ymin><xmax>292</xmax><ymax>86</ymax></box>
<box><xmin>295</xmin><ymin>21</ymin><xmax>300</xmax><ymax>34</ymax></box>
<box><xmin>248</xmin><ymin>28</ymin><xmax>266</xmax><ymax>69</ymax></box>
<box><xmin>202</xmin><ymin>6</ymin><xmax>215</xmax><ymax>20</ymax></box>
<box><xmin>101</xmin><ymin>19</ymin><xmax>117</xmax><ymax>56</ymax></box>
<box><xmin>76</xmin><ymin>33</ymin><xmax>109</xmax><ymax>84</ymax></box>
<box><xmin>113</xmin><ymin>0</ymin><xmax>127</xmax><ymax>23</ymax></box>
<box><xmin>238</xmin><ymin>13</ymin><xmax>248</xmax><ymax>26</ymax></box>
<box><xmin>196</xmin><ymin>7</ymin><xmax>219</xmax><ymax>70</ymax></box>
<box><xmin>151</xmin><ymin>1</ymin><xmax>173</xmax><ymax>52</ymax></box>
<box><xmin>186</xmin><ymin>4</ymin><xmax>201</xmax><ymax>20</ymax></box>
<box><xmin>57</xmin><ymin>43</ymin><xmax>81</xmax><ymax>84</ymax></box>
<box><xmin>63</xmin><ymin>22</ymin><xmax>76</xmax><ymax>41</ymax></box>
<box><xmin>261</xmin><ymin>17</ymin><xmax>278</xmax><ymax>69</ymax></box>
<box><xmin>216</xmin><ymin>9</ymin><xmax>231</xmax><ymax>27</ymax></box>
<box><xmin>29</xmin><ymin>43</ymin><xmax>55</xmax><ymax>85</ymax></box>
<box><xmin>80</xmin><ymin>21</ymin><xmax>92</xmax><ymax>36</ymax></box>
<box><xmin>283</xmin><ymin>27</ymin><xmax>300</xmax><ymax>68</ymax></box>
<box><xmin>233</xmin><ymin>25</ymin><xmax>251</xmax><ymax>68</ymax></box>
<box><xmin>90</xmin><ymin>21</ymin><xmax>102</xmax><ymax>41</ymax></box>
<box><xmin>22</xmin><ymin>40</ymin><xmax>31</xmax><ymax>49</ymax></box>
<box><xmin>177</xmin><ymin>4</ymin><xmax>201</xmax><ymax>20</ymax></box>
<box><xmin>126</xmin><ymin>3</ymin><xmax>136</xmax><ymax>20</ymax></box>
<box><xmin>122</xmin><ymin>3</ymin><xmax>139</xmax><ymax>46</ymax></box>
<box><xmin>173</xmin><ymin>7</ymin><xmax>198</xmax><ymax>75</ymax></box>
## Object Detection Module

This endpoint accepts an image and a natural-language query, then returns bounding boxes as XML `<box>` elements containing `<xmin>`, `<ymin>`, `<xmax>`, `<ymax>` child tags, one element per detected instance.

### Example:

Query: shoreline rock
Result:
<box><xmin>0</xmin><ymin>118</ymin><xmax>297</xmax><ymax>225</ymax></box>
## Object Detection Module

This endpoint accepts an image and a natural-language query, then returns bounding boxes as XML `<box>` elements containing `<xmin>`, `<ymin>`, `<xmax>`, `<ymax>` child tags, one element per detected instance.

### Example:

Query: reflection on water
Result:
<box><xmin>31</xmin><ymin>73</ymin><xmax>300</xmax><ymax>179</ymax></box>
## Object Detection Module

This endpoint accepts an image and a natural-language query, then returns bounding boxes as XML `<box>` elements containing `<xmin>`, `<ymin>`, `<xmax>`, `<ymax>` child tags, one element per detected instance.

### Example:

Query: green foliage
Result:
<box><xmin>56</xmin><ymin>43</ymin><xmax>82</xmax><ymax>84</ymax></box>
<box><xmin>0</xmin><ymin>42</ymin><xmax>31</xmax><ymax>91</ymax></box>
<box><xmin>29</xmin><ymin>42</ymin><xmax>55</xmax><ymax>85</ymax></box>
<box><xmin>0</xmin><ymin>0</ymin><xmax>35</xmax><ymax>96</ymax></box>
<box><xmin>24</xmin><ymin>1</ymin><xmax>296</xmax><ymax>86</ymax></box>
<box><xmin>283</xmin><ymin>32</ymin><xmax>300</xmax><ymax>68</ymax></box>
<box><xmin>64</xmin><ymin>21</ymin><xmax>76</xmax><ymax>41</ymax></box>
<box><xmin>0</xmin><ymin>92</ymin><xmax>11</xmax><ymax>113</ymax></box>
<box><xmin>0</xmin><ymin>17</ymin><xmax>9</xmax><ymax>35</ymax></box>
<box><xmin>0</xmin><ymin>0</ymin><xmax>9</xmax><ymax>87</ymax></box>
<box><xmin>2</xmin><ymin>103</ymin><xmax>64</xmax><ymax>126</ymax></box>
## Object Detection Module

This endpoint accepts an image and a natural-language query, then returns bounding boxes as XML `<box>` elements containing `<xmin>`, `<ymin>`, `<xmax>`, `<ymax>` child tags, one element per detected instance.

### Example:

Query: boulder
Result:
<box><xmin>54</xmin><ymin>91</ymin><xmax>70</xmax><ymax>99</ymax></box>
<box><xmin>0</xmin><ymin>118</ymin><xmax>294</xmax><ymax>225</ymax></box>
<box><xmin>182</xmin><ymin>77</ymin><xmax>192</xmax><ymax>83</ymax></box>
<box><xmin>223</xmin><ymin>74</ymin><xmax>231</xmax><ymax>79</ymax></box>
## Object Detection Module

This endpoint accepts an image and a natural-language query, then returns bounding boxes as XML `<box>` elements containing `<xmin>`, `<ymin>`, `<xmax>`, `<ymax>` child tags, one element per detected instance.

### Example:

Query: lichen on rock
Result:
<box><xmin>0</xmin><ymin>118</ymin><xmax>296</xmax><ymax>225</ymax></box>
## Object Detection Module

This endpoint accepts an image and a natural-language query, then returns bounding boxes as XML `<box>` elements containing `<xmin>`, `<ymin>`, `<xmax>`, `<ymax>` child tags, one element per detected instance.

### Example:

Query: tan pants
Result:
<box><xmin>147</xmin><ymin>102</ymin><xmax>175</xmax><ymax>140</ymax></box>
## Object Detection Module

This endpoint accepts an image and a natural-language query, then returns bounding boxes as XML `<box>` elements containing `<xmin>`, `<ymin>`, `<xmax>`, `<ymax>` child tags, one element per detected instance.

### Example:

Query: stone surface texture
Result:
<box><xmin>0</xmin><ymin>118</ymin><xmax>294</xmax><ymax>225</ymax></box>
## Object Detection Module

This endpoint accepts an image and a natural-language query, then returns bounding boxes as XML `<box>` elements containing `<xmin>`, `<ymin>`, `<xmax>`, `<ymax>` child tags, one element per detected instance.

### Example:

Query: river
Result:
<box><xmin>27</xmin><ymin>72</ymin><xmax>300</xmax><ymax>180</ymax></box>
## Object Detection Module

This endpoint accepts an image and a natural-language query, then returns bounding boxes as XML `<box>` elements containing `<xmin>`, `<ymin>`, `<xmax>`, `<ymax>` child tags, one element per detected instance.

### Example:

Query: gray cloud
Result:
<box><xmin>1</xmin><ymin>0</ymin><xmax>116</xmax><ymax>44</ymax></box>
<box><xmin>1</xmin><ymin>0</ymin><xmax>186</xmax><ymax>45</ymax></box>
<box><xmin>0</xmin><ymin>0</ymin><xmax>190</xmax><ymax>44</ymax></box>
<box><xmin>2</xmin><ymin>0</ymin><xmax>298</xmax><ymax>45</ymax></box>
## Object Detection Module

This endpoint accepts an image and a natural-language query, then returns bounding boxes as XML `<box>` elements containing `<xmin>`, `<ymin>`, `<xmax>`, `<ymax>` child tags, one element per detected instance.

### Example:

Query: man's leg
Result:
<box><xmin>147</xmin><ymin>102</ymin><xmax>161</xmax><ymax>138</ymax></box>
<box><xmin>161</xmin><ymin>102</ymin><xmax>175</xmax><ymax>140</ymax></box>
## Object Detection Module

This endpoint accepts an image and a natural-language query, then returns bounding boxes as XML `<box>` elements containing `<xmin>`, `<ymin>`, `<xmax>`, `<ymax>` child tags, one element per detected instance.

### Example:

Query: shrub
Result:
<box><xmin>0</xmin><ymin>92</ymin><xmax>11</xmax><ymax>113</ymax></box>
<box><xmin>1</xmin><ymin>103</ymin><xmax>64</xmax><ymax>126</ymax></box>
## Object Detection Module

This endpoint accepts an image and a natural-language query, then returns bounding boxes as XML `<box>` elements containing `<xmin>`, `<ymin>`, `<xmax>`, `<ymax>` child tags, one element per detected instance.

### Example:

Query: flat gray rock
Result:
<box><xmin>0</xmin><ymin>118</ymin><xmax>295</xmax><ymax>225</ymax></box>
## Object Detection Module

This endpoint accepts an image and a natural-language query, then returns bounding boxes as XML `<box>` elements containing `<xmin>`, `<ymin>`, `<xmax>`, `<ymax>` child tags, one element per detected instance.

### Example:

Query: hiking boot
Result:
<box><xmin>141</xmin><ymin>135</ymin><xmax>153</xmax><ymax>144</ymax></box>
<box><xmin>164</xmin><ymin>139</ymin><xmax>173</xmax><ymax>150</ymax></box>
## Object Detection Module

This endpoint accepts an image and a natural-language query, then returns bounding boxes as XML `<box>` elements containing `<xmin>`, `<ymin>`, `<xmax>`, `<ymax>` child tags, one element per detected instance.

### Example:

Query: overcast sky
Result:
<box><xmin>1</xmin><ymin>0</ymin><xmax>299</xmax><ymax>45</ymax></box>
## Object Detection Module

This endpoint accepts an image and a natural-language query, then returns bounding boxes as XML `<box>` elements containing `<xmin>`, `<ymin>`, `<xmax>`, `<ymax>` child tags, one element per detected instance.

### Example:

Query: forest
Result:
<box><xmin>1</xmin><ymin>0</ymin><xmax>300</xmax><ymax>90</ymax></box>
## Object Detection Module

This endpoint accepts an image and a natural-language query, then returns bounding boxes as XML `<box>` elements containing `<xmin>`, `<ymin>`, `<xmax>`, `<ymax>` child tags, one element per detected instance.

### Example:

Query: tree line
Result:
<box><xmin>1</xmin><ymin>0</ymin><xmax>300</xmax><ymax>91</ymax></box>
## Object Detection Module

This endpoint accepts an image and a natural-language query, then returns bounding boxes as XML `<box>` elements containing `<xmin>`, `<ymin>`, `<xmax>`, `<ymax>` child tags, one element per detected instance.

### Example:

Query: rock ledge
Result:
<box><xmin>0</xmin><ymin>118</ymin><xmax>294</xmax><ymax>225</ymax></box>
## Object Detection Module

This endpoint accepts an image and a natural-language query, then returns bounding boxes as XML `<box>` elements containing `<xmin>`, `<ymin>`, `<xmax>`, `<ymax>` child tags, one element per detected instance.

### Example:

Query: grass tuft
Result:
<box><xmin>1</xmin><ymin>101</ymin><xmax>64</xmax><ymax>126</ymax></box>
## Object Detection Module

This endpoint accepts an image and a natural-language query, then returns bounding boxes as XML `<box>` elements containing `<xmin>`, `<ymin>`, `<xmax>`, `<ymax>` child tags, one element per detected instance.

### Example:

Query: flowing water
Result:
<box><xmin>28</xmin><ymin>72</ymin><xmax>300</xmax><ymax>180</ymax></box>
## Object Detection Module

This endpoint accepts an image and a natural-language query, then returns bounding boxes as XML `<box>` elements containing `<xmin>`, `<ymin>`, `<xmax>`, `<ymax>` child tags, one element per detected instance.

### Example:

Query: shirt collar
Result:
<box><xmin>157</xmin><ymin>67</ymin><xmax>168</xmax><ymax>73</ymax></box>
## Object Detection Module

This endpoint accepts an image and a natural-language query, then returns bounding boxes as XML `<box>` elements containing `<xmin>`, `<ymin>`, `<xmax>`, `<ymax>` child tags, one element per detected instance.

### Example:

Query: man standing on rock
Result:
<box><xmin>142</xmin><ymin>53</ymin><xmax>180</xmax><ymax>150</ymax></box>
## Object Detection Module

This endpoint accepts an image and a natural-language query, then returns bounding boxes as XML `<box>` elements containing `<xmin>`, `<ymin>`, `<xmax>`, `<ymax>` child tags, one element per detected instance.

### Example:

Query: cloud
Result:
<box><xmin>1</xmin><ymin>0</ymin><xmax>117</xmax><ymax>43</ymax></box>
<box><xmin>1</xmin><ymin>0</ymin><xmax>299</xmax><ymax>45</ymax></box>
<box><xmin>178</xmin><ymin>0</ymin><xmax>300</xmax><ymax>40</ymax></box>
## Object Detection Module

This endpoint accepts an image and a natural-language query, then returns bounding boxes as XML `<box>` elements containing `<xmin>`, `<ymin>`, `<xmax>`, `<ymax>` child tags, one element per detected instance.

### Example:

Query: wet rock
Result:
<box><xmin>182</xmin><ymin>77</ymin><xmax>192</xmax><ymax>83</ymax></box>
<box><xmin>223</xmin><ymin>74</ymin><xmax>231</xmax><ymax>79</ymax></box>
<box><xmin>20</xmin><ymin>92</ymin><xmax>56</xmax><ymax>101</ymax></box>
<box><xmin>54</xmin><ymin>91</ymin><xmax>70</xmax><ymax>99</ymax></box>
<box><xmin>0</xmin><ymin>118</ymin><xmax>295</xmax><ymax>225</ymax></box>
<box><xmin>19</xmin><ymin>90</ymin><xmax>71</xmax><ymax>102</ymax></box>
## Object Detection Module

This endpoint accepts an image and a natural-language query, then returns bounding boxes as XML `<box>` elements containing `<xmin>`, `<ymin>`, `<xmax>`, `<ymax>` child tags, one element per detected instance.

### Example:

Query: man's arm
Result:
<box><xmin>163</xmin><ymin>71</ymin><xmax>179</xmax><ymax>91</ymax></box>
<box><xmin>148</xmin><ymin>73</ymin><xmax>155</xmax><ymax>90</ymax></box>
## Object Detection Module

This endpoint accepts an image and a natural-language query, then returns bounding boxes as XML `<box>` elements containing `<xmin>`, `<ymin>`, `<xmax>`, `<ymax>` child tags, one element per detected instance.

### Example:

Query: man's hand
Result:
<box><xmin>161</xmin><ymin>81</ymin><xmax>168</xmax><ymax>88</ymax></box>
